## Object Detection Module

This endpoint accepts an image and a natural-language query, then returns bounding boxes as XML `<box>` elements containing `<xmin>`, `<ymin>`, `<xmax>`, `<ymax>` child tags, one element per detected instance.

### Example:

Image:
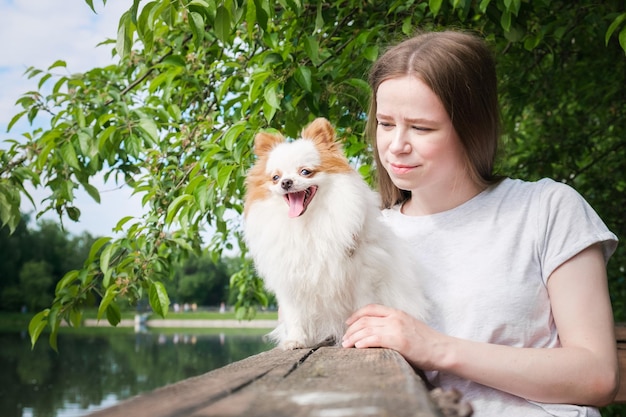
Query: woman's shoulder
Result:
<box><xmin>493</xmin><ymin>177</ymin><xmax>580</xmax><ymax>202</ymax></box>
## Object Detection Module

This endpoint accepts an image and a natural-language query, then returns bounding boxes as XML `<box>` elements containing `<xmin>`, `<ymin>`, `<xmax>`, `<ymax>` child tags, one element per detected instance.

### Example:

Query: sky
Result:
<box><xmin>0</xmin><ymin>0</ymin><xmax>145</xmax><ymax>237</ymax></box>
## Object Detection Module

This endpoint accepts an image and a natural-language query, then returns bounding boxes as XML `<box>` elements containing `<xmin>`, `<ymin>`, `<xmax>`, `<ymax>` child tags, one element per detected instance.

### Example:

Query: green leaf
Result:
<box><xmin>215</xmin><ymin>5</ymin><xmax>232</xmax><ymax>44</ymax></box>
<box><xmin>189</xmin><ymin>11</ymin><xmax>205</xmax><ymax>47</ymax></box>
<box><xmin>113</xmin><ymin>216</ymin><xmax>135</xmax><ymax>232</ymax></box>
<box><xmin>501</xmin><ymin>10</ymin><xmax>512</xmax><ymax>32</ymax></box>
<box><xmin>315</xmin><ymin>2</ymin><xmax>324</xmax><ymax>31</ymax></box>
<box><xmin>161</xmin><ymin>55</ymin><xmax>186</xmax><ymax>67</ymax></box>
<box><xmin>116</xmin><ymin>11</ymin><xmax>132</xmax><ymax>58</ymax></box>
<box><xmin>478</xmin><ymin>0</ymin><xmax>491</xmax><ymax>13</ymax></box>
<box><xmin>69</xmin><ymin>308</ymin><xmax>83</xmax><ymax>328</ymax></box>
<box><xmin>28</xmin><ymin>309</ymin><xmax>49</xmax><ymax>349</ymax></box>
<box><xmin>97</xmin><ymin>285</ymin><xmax>118</xmax><ymax>321</ymax></box>
<box><xmin>56</xmin><ymin>270</ymin><xmax>79</xmax><ymax>292</ymax></box>
<box><xmin>38</xmin><ymin>73</ymin><xmax>52</xmax><ymax>90</ymax></box>
<box><xmin>138</xmin><ymin>117</ymin><xmax>159</xmax><ymax>144</ymax></box>
<box><xmin>6</xmin><ymin>110</ymin><xmax>27</xmax><ymax>132</ymax></box>
<box><xmin>83</xmin><ymin>182</ymin><xmax>101</xmax><ymax>203</ymax></box>
<box><xmin>429</xmin><ymin>0</ymin><xmax>443</xmax><ymax>16</ymax></box>
<box><xmin>100</xmin><ymin>243</ymin><xmax>114</xmax><ymax>281</ymax></box>
<box><xmin>223</xmin><ymin>122</ymin><xmax>247</xmax><ymax>151</ymax></box>
<box><xmin>263</xmin><ymin>100</ymin><xmax>277</xmax><ymax>123</ymax></box>
<box><xmin>166</xmin><ymin>195</ymin><xmax>193</xmax><ymax>224</ymax></box>
<box><xmin>66</xmin><ymin>206</ymin><xmax>81</xmax><ymax>221</ymax></box>
<box><xmin>60</xmin><ymin>142</ymin><xmax>80</xmax><ymax>169</ymax></box>
<box><xmin>606</xmin><ymin>13</ymin><xmax>626</xmax><ymax>46</ymax></box>
<box><xmin>363</xmin><ymin>45</ymin><xmax>379</xmax><ymax>62</ymax></box>
<box><xmin>245</xmin><ymin>0</ymin><xmax>256</xmax><ymax>38</ymax></box>
<box><xmin>402</xmin><ymin>16</ymin><xmax>413</xmax><ymax>35</ymax></box>
<box><xmin>97</xmin><ymin>125</ymin><xmax>117</xmax><ymax>151</ymax></box>
<box><xmin>149</xmin><ymin>281</ymin><xmax>170</xmax><ymax>317</ymax></box>
<box><xmin>217</xmin><ymin>165</ymin><xmax>235</xmax><ymax>190</ymax></box>
<box><xmin>264</xmin><ymin>83</ymin><xmax>281</xmax><ymax>109</ymax></box>
<box><xmin>106</xmin><ymin>302</ymin><xmax>122</xmax><ymax>326</ymax></box>
<box><xmin>48</xmin><ymin>60</ymin><xmax>67</xmax><ymax>70</ymax></box>
<box><xmin>255</xmin><ymin>0</ymin><xmax>268</xmax><ymax>31</ymax></box>
<box><xmin>88</xmin><ymin>237</ymin><xmax>112</xmax><ymax>264</ymax></box>
<box><xmin>303</xmin><ymin>36</ymin><xmax>320</xmax><ymax>65</ymax></box>
<box><xmin>524</xmin><ymin>33</ymin><xmax>542</xmax><ymax>51</ymax></box>
<box><xmin>235</xmin><ymin>305</ymin><xmax>246</xmax><ymax>320</ymax></box>
<box><xmin>84</xmin><ymin>0</ymin><xmax>96</xmax><ymax>13</ymax></box>
<box><xmin>294</xmin><ymin>66</ymin><xmax>312</xmax><ymax>92</ymax></box>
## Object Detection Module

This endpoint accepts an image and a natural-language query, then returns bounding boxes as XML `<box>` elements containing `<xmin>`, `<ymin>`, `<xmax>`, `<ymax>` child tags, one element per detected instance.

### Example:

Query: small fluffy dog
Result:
<box><xmin>243</xmin><ymin>117</ymin><xmax>428</xmax><ymax>349</ymax></box>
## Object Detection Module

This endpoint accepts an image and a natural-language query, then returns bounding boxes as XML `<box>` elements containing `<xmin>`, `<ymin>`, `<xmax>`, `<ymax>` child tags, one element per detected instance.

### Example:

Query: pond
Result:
<box><xmin>0</xmin><ymin>330</ymin><xmax>273</xmax><ymax>417</ymax></box>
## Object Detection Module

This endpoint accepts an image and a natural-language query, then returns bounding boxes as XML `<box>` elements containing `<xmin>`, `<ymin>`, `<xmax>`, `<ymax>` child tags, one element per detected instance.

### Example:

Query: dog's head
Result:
<box><xmin>244</xmin><ymin>117</ymin><xmax>352</xmax><ymax>218</ymax></box>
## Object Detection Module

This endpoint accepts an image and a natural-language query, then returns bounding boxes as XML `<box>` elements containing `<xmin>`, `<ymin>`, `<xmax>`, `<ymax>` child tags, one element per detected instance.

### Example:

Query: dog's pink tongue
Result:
<box><xmin>287</xmin><ymin>192</ymin><xmax>306</xmax><ymax>218</ymax></box>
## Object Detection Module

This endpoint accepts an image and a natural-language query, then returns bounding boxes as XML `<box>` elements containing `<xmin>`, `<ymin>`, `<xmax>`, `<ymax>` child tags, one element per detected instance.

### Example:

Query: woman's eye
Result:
<box><xmin>300</xmin><ymin>169</ymin><xmax>312</xmax><ymax>176</ymax></box>
<box><xmin>412</xmin><ymin>125</ymin><xmax>433</xmax><ymax>132</ymax></box>
<box><xmin>377</xmin><ymin>121</ymin><xmax>394</xmax><ymax>128</ymax></box>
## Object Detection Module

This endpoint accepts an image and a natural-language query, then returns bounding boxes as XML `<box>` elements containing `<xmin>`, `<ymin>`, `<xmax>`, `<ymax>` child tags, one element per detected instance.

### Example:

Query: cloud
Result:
<box><xmin>0</xmin><ymin>0</ymin><xmax>127</xmax><ymax>127</ymax></box>
<box><xmin>0</xmin><ymin>0</ymin><xmax>144</xmax><ymax>237</ymax></box>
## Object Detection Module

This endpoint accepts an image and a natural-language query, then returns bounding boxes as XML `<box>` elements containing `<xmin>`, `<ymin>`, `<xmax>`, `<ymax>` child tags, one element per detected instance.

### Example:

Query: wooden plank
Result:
<box><xmin>88</xmin><ymin>348</ymin><xmax>310</xmax><ymax>417</ymax></box>
<box><xmin>615</xmin><ymin>323</ymin><xmax>626</xmax><ymax>343</ymax></box>
<box><xmin>617</xmin><ymin>345</ymin><xmax>626</xmax><ymax>403</ymax></box>
<box><xmin>614</xmin><ymin>323</ymin><xmax>626</xmax><ymax>403</ymax></box>
<box><xmin>88</xmin><ymin>347</ymin><xmax>443</xmax><ymax>417</ymax></box>
<box><xmin>87</xmin><ymin>323</ymin><xmax>626</xmax><ymax>413</ymax></box>
<box><xmin>198</xmin><ymin>347</ymin><xmax>441</xmax><ymax>417</ymax></box>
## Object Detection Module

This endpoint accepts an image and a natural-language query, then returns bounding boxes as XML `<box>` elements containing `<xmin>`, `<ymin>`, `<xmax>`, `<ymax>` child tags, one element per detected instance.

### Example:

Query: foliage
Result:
<box><xmin>165</xmin><ymin>252</ymin><xmax>232</xmax><ymax>305</ymax></box>
<box><xmin>19</xmin><ymin>261</ymin><xmax>54</xmax><ymax>312</ymax></box>
<box><xmin>0</xmin><ymin>0</ymin><xmax>624</xmax><ymax>354</ymax></box>
<box><xmin>0</xmin><ymin>218</ymin><xmax>97</xmax><ymax>313</ymax></box>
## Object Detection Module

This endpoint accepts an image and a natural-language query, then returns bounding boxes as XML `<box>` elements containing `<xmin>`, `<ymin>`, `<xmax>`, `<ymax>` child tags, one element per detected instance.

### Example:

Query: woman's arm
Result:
<box><xmin>342</xmin><ymin>243</ymin><xmax>619</xmax><ymax>406</ymax></box>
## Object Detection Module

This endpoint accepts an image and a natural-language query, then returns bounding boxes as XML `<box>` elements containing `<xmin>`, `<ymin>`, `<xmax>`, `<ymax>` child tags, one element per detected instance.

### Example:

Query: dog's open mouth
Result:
<box><xmin>284</xmin><ymin>186</ymin><xmax>318</xmax><ymax>218</ymax></box>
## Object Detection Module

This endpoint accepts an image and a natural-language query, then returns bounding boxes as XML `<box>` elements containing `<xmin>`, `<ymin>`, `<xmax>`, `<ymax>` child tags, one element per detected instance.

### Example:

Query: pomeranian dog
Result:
<box><xmin>243</xmin><ymin>117</ymin><xmax>428</xmax><ymax>350</ymax></box>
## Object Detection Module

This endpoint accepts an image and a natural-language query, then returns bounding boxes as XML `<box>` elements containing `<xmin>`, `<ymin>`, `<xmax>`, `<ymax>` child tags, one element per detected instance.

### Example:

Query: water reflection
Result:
<box><xmin>0</xmin><ymin>331</ymin><xmax>273</xmax><ymax>417</ymax></box>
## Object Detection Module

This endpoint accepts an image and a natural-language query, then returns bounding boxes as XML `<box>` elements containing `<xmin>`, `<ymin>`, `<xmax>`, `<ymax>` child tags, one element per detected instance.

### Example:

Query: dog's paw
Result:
<box><xmin>279</xmin><ymin>340</ymin><xmax>307</xmax><ymax>350</ymax></box>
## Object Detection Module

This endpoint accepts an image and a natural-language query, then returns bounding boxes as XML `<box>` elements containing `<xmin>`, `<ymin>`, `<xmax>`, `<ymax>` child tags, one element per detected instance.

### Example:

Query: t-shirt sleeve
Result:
<box><xmin>537</xmin><ymin>179</ymin><xmax>618</xmax><ymax>284</ymax></box>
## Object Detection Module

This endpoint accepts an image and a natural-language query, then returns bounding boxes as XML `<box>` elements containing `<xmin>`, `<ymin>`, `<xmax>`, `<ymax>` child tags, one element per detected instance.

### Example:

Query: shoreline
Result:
<box><xmin>83</xmin><ymin>318</ymin><xmax>279</xmax><ymax>329</ymax></box>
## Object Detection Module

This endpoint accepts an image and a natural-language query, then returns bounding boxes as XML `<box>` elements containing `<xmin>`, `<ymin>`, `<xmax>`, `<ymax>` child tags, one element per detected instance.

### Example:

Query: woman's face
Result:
<box><xmin>376</xmin><ymin>75</ymin><xmax>472</xmax><ymax>212</ymax></box>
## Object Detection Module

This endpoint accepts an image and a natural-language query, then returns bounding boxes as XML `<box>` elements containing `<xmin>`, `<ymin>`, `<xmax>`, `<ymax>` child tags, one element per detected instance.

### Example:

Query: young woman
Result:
<box><xmin>341</xmin><ymin>31</ymin><xmax>619</xmax><ymax>416</ymax></box>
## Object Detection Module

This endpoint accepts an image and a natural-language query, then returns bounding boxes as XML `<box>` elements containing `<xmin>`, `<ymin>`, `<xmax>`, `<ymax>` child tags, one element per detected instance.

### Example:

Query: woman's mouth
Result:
<box><xmin>389</xmin><ymin>163</ymin><xmax>417</xmax><ymax>175</ymax></box>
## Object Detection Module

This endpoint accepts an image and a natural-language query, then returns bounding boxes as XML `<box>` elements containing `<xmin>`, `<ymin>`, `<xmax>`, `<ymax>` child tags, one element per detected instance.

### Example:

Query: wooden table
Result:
<box><xmin>88</xmin><ymin>346</ymin><xmax>456</xmax><ymax>417</ymax></box>
<box><xmin>615</xmin><ymin>324</ymin><xmax>626</xmax><ymax>403</ymax></box>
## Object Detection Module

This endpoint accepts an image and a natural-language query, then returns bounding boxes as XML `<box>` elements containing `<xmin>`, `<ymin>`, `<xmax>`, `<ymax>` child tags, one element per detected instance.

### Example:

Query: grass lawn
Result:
<box><xmin>0</xmin><ymin>309</ymin><xmax>278</xmax><ymax>333</ymax></box>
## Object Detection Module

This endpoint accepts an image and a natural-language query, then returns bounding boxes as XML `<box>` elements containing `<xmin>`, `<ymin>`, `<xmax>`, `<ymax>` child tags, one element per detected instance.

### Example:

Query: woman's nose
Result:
<box><xmin>388</xmin><ymin>129</ymin><xmax>410</xmax><ymax>154</ymax></box>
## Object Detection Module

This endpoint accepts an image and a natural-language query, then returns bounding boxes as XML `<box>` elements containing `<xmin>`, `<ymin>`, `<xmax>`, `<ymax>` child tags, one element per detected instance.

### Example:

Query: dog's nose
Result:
<box><xmin>281</xmin><ymin>179</ymin><xmax>293</xmax><ymax>190</ymax></box>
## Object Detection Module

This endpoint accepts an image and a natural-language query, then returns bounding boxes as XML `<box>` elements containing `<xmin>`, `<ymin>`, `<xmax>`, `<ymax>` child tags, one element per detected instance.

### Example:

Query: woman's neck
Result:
<box><xmin>401</xmin><ymin>180</ymin><xmax>486</xmax><ymax>216</ymax></box>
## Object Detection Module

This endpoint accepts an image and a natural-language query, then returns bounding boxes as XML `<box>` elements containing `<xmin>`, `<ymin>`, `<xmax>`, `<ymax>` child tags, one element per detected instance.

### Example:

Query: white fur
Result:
<box><xmin>244</xmin><ymin>139</ymin><xmax>428</xmax><ymax>350</ymax></box>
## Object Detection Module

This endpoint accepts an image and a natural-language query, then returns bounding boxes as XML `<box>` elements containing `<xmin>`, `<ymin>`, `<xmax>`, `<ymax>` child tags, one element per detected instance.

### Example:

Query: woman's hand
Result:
<box><xmin>341</xmin><ymin>303</ymin><xmax>446</xmax><ymax>371</ymax></box>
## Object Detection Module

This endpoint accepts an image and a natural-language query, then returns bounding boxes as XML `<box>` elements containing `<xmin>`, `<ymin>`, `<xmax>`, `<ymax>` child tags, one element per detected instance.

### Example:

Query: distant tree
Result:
<box><xmin>0</xmin><ymin>216</ymin><xmax>98</xmax><ymax>312</ymax></box>
<box><xmin>0</xmin><ymin>216</ymin><xmax>32</xmax><ymax>308</ymax></box>
<box><xmin>0</xmin><ymin>0</ymin><xmax>623</xmax><ymax>349</ymax></box>
<box><xmin>1</xmin><ymin>285</ymin><xmax>23</xmax><ymax>312</ymax></box>
<box><xmin>19</xmin><ymin>260</ymin><xmax>54</xmax><ymax>312</ymax></box>
<box><xmin>170</xmin><ymin>254</ymin><xmax>230</xmax><ymax>306</ymax></box>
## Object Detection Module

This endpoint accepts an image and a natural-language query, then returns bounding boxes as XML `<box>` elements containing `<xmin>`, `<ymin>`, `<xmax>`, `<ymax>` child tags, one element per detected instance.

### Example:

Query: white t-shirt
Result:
<box><xmin>381</xmin><ymin>178</ymin><xmax>618</xmax><ymax>417</ymax></box>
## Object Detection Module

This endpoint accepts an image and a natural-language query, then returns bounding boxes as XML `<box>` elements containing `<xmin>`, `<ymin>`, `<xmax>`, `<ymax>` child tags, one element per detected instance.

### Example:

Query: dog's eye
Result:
<box><xmin>272</xmin><ymin>175</ymin><xmax>280</xmax><ymax>182</ymax></box>
<box><xmin>300</xmin><ymin>169</ymin><xmax>312</xmax><ymax>176</ymax></box>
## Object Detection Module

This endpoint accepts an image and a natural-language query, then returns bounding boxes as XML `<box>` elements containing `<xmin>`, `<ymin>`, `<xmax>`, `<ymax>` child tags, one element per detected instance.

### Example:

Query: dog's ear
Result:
<box><xmin>253</xmin><ymin>131</ymin><xmax>284</xmax><ymax>157</ymax></box>
<box><xmin>302</xmin><ymin>117</ymin><xmax>335</xmax><ymax>145</ymax></box>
